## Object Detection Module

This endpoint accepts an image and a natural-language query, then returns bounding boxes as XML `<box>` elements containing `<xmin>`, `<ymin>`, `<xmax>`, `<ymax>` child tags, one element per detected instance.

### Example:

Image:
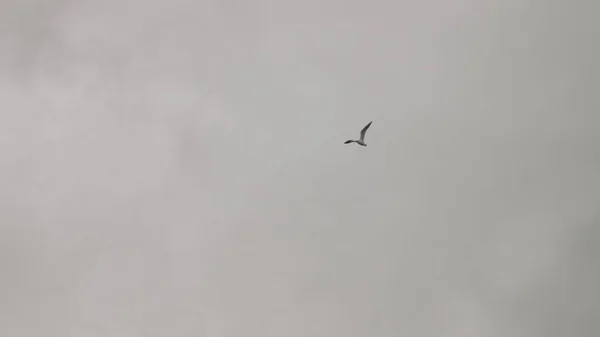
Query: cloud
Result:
<box><xmin>1</xmin><ymin>0</ymin><xmax>599</xmax><ymax>336</ymax></box>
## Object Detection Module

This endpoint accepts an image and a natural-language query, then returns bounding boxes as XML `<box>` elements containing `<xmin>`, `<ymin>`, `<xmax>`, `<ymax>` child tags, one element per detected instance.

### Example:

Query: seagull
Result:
<box><xmin>344</xmin><ymin>121</ymin><xmax>372</xmax><ymax>146</ymax></box>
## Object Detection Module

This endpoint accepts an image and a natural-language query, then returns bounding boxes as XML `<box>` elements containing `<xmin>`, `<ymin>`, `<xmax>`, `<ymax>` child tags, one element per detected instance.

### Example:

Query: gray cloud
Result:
<box><xmin>1</xmin><ymin>0</ymin><xmax>599</xmax><ymax>336</ymax></box>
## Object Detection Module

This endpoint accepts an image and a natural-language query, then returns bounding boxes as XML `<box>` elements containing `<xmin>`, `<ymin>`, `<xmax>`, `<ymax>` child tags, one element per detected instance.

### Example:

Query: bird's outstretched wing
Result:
<box><xmin>359</xmin><ymin>121</ymin><xmax>372</xmax><ymax>141</ymax></box>
<box><xmin>344</xmin><ymin>140</ymin><xmax>355</xmax><ymax>144</ymax></box>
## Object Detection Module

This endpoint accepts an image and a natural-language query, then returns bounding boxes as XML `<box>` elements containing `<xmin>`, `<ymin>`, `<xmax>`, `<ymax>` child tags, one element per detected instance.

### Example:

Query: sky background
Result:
<box><xmin>1</xmin><ymin>0</ymin><xmax>599</xmax><ymax>336</ymax></box>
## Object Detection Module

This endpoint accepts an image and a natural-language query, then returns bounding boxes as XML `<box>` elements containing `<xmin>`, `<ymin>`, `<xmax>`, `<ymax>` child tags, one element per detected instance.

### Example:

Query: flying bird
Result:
<box><xmin>344</xmin><ymin>121</ymin><xmax>372</xmax><ymax>146</ymax></box>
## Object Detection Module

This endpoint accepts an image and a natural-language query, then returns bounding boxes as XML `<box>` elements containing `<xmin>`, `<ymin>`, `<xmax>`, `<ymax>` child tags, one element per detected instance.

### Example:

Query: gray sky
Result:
<box><xmin>1</xmin><ymin>0</ymin><xmax>599</xmax><ymax>336</ymax></box>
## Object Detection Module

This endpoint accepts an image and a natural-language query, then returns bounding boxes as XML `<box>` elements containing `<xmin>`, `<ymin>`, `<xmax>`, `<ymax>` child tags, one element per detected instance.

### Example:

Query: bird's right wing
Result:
<box><xmin>359</xmin><ymin>121</ymin><xmax>372</xmax><ymax>141</ymax></box>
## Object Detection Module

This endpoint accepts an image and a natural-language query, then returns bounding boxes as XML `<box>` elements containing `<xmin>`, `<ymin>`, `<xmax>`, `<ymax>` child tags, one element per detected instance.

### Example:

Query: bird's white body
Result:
<box><xmin>346</xmin><ymin>140</ymin><xmax>366</xmax><ymax>146</ymax></box>
<box><xmin>344</xmin><ymin>121</ymin><xmax>372</xmax><ymax>147</ymax></box>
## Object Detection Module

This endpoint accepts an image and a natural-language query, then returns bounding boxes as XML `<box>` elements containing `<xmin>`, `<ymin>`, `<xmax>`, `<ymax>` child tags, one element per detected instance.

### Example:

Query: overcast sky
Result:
<box><xmin>1</xmin><ymin>0</ymin><xmax>599</xmax><ymax>336</ymax></box>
